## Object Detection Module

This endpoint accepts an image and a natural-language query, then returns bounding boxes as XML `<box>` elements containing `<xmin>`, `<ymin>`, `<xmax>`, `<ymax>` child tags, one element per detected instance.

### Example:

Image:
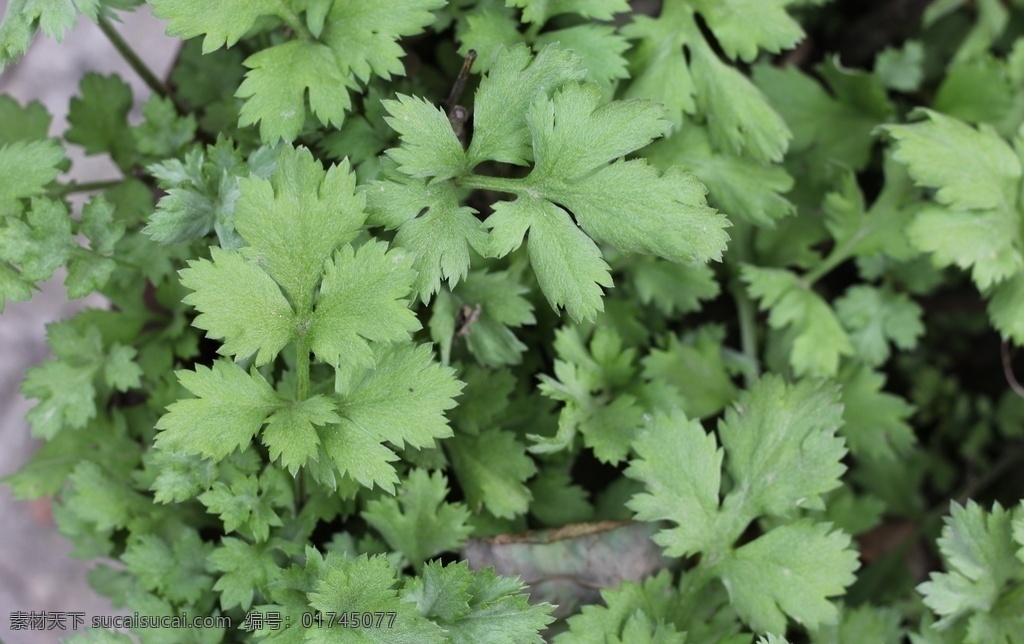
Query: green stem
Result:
<box><xmin>97</xmin><ymin>17</ymin><xmax>171</xmax><ymax>100</ymax></box>
<box><xmin>458</xmin><ymin>174</ymin><xmax>527</xmax><ymax>195</ymax></box>
<box><xmin>274</xmin><ymin>0</ymin><xmax>315</xmax><ymax>40</ymax></box>
<box><xmin>54</xmin><ymin>179</ymin><xmax>123</xmax><ymax>197</ymax></box>
<box><xmin>803</xmin><ymin>231</ymin><xmax>865</xmax><ymax>286</ymax></box>
<box><xmin>730</xmin><ymin>280</ymin><xmax>760</xmax><ymax>389</ymax></box>
<box><xmin>295</xmin><ymin>332</ymin><xmax>311</xmax><ymax>403</ymax></box>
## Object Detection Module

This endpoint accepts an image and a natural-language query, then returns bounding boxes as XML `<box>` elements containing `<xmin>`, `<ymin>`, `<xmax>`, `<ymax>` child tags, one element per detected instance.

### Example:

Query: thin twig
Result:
<box><xmin>1001</xmin><ymin>339</ymin><xmax>1024</xmax><ymax>398</ymax></box>
<box><xmin>445</xmin><ymin>49</ymin><xmax>477</xmax><ymax>112</ymax></box>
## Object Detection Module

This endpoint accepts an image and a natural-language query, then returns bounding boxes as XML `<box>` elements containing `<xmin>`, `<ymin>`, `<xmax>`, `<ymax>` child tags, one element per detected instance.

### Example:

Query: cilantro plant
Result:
<box><xmin>4</xmin><ymin>0</ymin><xmax>1024</xmax><ymax>642</ymax></box>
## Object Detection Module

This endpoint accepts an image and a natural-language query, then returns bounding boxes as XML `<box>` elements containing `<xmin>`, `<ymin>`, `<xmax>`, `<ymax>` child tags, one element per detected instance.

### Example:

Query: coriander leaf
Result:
<box><xmin>883</xmin><ymin>109</ymin><xmax>1020</xmax><ymax>212</ymax></box>
<box><xmin>989</xmin><ymin>273</ymin><xmax>1024</xmax><ymax>344</ymax></box>
<box><xmin>718</xmin><ymin>521</ymin><xmax>859</xmax><ymax>633</ymax></box>
<box><xmin>236</xmin><ymin>40</ymin><xmax>353</xmax><ymax>143</ymax></box>
<box><xmin>837</xmin><ymin>365</ymin><xmax>916</xmax><ymax>461</ymax></box>
<box><xmin>308</xmin><ymin>241</ymin><xmax>419</xmax><ymax>370</ymax></box>
<box><xmin>404</xmin><ymin>561</ymin><xmax>554</xmax><ymax>643</ymax></box>
<box><xmin>690</xmin><ymin>0</ymin><xmax>804</xmax><ymax>62</ymax></box>
<box><xmin>0</xmin><ymin>95</ymin><xmax>51</xmax><ymax>145</ymax></box>
<box><xmin>457</xmin><ymin>6</ymin><xmax>520</xmax><ymax>70</ymax></box>
<box><xmin>718</xmin><ymin>375</ymin><xmax>847</xmax><ymax>520</ymax></box>
<box><xmin>906</xmin><ymin>206</ymin><xmax>1021</xmax><ymax>290</ymax></box>
<box><xmin>155</xmin><ymin>360</ymin><xmax>280</xmax><ymax>460</ymax></box>
<box><xmin>20</xmin><ymin>361</ymin><xmax>97</xmax><ymax>438</ymax></box>
<box><xmin>180</xmin><ymin>246</ymin><xmax>296</xmax><ymax>366</ymax></box>
<box><xmin>149</xmin><ymin>0</ymin><xmax>279</xmax><ymax>52</ymax></box>
<box><xmin>529</xmin><ymin>467</ymin><xmax>594</xmax><ymax>526</ymax></box>
<box><xmin>534</xmin><ymin>25</ymin><xmax>630</xmax><ymax>90</ymax></box>
<box><xmin>641</xmin><ymin>326</ymin><xmax>738</xmax><ymax>419</ymax></box>
<box><xmin>235</xmin><ymin>146</ymin><xmax>365</xmax><ymax>306</ymax></box>
<box><xmin>876</xmin><ymin>41</ymin><xmax>925</xmax><ymax>92</ymax></box>
<box><xmin>363</xmin><ymin>177</ymin><xmax>487</xmax><ymax>300</ymax></box>
<box><xmin>742</xmin><ymin>265</ymin><xmax>854</xmax><ymax>377</ymax></box>
<box><xmin>131</xmin><ymin>96</ymin><xmax>197</xmax><ymax>156</ymax></box>
<box><xmin>508</xmin><ymin>0</ymin><xmax>629</xmax><ymax>23</ymax></box>
<box><xmin>382</xmin><ymin>94</ymin><xmax>467</xmax><ymax>180</ymax></box>
<box><xmin>467</xmin><ymin>43</ymin><xmax>586</xmax><ymax>167</ymax></box>
<box><xmin>0</xmin><ymin>197</ymin><xmax>73</xmax><ymax>282</ymax></box>
<box><xmin>918</xmin><ymin>502</ymin><xmax>1023</xmax><ymax>631</ymax></box>
<box><xmin>0</xmin><ymin>0</ymin><xmax>99</xmax><ymax>70</ymax></box>
<box><xmin>626</xmin><ymin>255</ymin><xmax>720</xmax><ymax>315</ymax></box>
<box><xmin>199</xmin><ymin>471</ymin><xmax>287</xmax><ymax>542</ymax></box>
<box><xmin>123</xmin><ymin>530</ymin><xmax>213</xmax><ymax>605</ymax></box>
<box><xmin>66</xmin><ymin>460</ymin><xmax>149</xmax><ymax>531</ymax></box>
<box><xmin>754</xmin><ymin>58</ymin><xmax>892</xmax><ymax>170</ymax></box>
<box><xmin>626</xmin><ymin>410</ymin><xmax>724</xmax><ymax>557</ymax></box>
<box><xmin>450</xmin><ymin>268</ymin><xmax>537</xmax><ymax>367</ymax></box>
<box><xmin>621</xmin><ymin>5</ymin><xmax>695</xmax><ymax>127</ymax></box>
<box><xmin>0</xmin><ymin>140</ymin><xmax>64</xmax><ymax>212</ymax></box>
<box><xmin>645</xmin><ymin>124</ymin><xmax>794</xmax><ymax>227</ymax></box>
<box><xmin>556</xmin><ymin>571</ymin><xmax>684</xmax><ymax>644</ymax></box>
<box><xmin>320</xmin><ymin>0</ymin><xmax>445</xmax><ymax>84</ymax></box>
<box><xmin>447</xmin><ymin>429</ymin><xmax>535</xmax><ymax>519</ymax></box>
<box><xmin>307</xmin><ymin>554</ymin><xmax>445</xmax><ymax>643</ymax></box>
<box><xmin>487</xmin><ymin>196</ymin><xmax>611</xmax><ymax>322</ymax></box>
<box><xmin>145</xmin><ymin>450</ymin><xmax>218</xmax><ymax>504</ymax></box>
<box><xmin>934</xmin><ymin>56</ymin><xmax>1014</xmax><ymax>125</ymax></box>
<box><xmin>324</xmin><ymin>343</ymin><xmax>463</xmax><ymax>491</ymax></box>
<box><xmin>262</xmin><ymin>396</ymin><xmax>340</xmax><ymax>474</ymax></box>
<box><xmin>691</xmin><ymin>49</ymin><xmax>790</xmax><ymax>163</ymax></box>
<box><xmin>210</xmin><ymin>537</ymin><xmax>283</xmax><ymax>611</ymax></box>
<box><xmin>835</xmin><ymin>285</ymin><xmax>924</xmax><ymax>366</ymax></box>
<box><xmin>65</xmin><ymin>72</ymin><xmax>136</xmax><ymax>170</ymax></box>
<box><xmin>811</xmin><ymin>603</ymin><xmax>905</xmax><ymax>643</ymax></box>
<box><xmin>363</xmin><ymin>469</ymin><xmax>472</xmax><ymax>569</ymax></box>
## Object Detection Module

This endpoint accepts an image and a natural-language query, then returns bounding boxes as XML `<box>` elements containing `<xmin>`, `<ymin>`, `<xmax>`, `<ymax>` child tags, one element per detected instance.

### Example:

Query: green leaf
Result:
<box><xmin>0</xmin><ymin>197</ymin><xmax>74</xmax><ymax>282</ymax></box>
<box><xmin>199</xmin><ymin>471</ymin><xmax>289</xmax><ymax>542</ymax></box>
<box><xmin>155</xmin><ymin>360</ymin><xmax>280</xmax><ymax>460</ymax></box>
<box><xmin>307</xmin><ymin>554</ymin><xmax>445</xmax><ymax>643</ymax></box>
<box><xmin>646</xmin><ymin>124</ymin><xmax>794</xmax><ymax>227</ymax></box>
<box><xmin>621</xmin><ymin>5</ymin><xmax>694</xmax><ymax>127</ymax></box>
<box><xmin>467</xmin><ymin>43</ymin><xmax>586</xmax><ymax>166</ymax></box>
<box><xmin>627</xmin><ymin>410</ymin><xmax>724</xmax><ymax>557</ymax></box>
<box><xmin>363</xmin><ymin>469</ymin><xmax>472</xmax><ymax>569</ymax></box>
<box><xmin>508</xmin><ymin>0</ymin><xmax>629</xmax><ymax>23</ymax></box>
<box><xmin>210</xmin><ymin>537</ymin><xmax>283</xmax><ymax>611</ymax></box>
<box><xmin>529</xmin><ymin>467</ymin><xmax>594</xmax><ymax>526</ymax></box>
<box><xmin>404</xmin><ymin>561</ymin><xmax>555</xmax><ymax>643</ymax></box>
<box><xmin>382</xmin><ymin>94</ymin><xmax>467</xmax><ymax>180</ymax></box>
<box><xmin>0</xmin><ymin>0</ymin><xmax>99</xmax><ymax>70</ymax></box>
<box><xmin>0</xmin><ymin>140</ymin><xmax>64</xmax><ymax>212</ymax></box>
<box><xmin>123</xmin><ymin>530</ymin><xmax>213</xmax><ymax>605</ymax></box>
<box><xmin>181</xmin><ymin>246</ymin><xmax>297</xmax><ymax>366</ymax></box>
<box><xmin>754</xmin><ymin>58</ymin><xmax>893</xmax><ymax>170</ymax></box>
<box><xmin>149</xmin><ymin>0</ymin><xmax>279</xmax><ymax>52</ymax></box>
<box><xmin>364</xmin><ymin>177</ymin><xmax>488</xmax><ymax>300</ymax></box>
<box><xmin>66</xmin><ymin>460</ymin><xmax>149</xmax><ymax>531</ymax></box>
<box><xmin>446</xmin><ymin>428</ymin><xmax>535</xmax><ymax>519</ymax></box>
<box><xmin>263</xmin><ymin>396</ymin><xmax>341</xmax><ymax>474</ymax></box>
<box><xmin>641</xmin><ymin>326</ymin><xmax>738</xmax><ymax>419</ymax></box>
<box><xmin>835</xmin><ymin>285</ymin><xmax>924</xmax><ymax>367</ymax></box>
<box><xmin>718</xmin><ymin>521</ymin><xmax>859</xmax><ymax>633</ymax></box>
<box><xmin>534</xmin><ymin>25</ymin><xmax>629</xmax><ymax>89</ymax></box>
<box><xmin>691</xmin><ymin>49</ymin><xmax>790</xmax><ymax>163</ymax></box>
<box><xmin>884</xmin><ymin>110</ymin><xmax>1023</xmax><ymax>290</ymax></box>
<box><xmin>918</xmin><ymin>502</ymin><xmax>1023</xmax><ymax>632</ymax></box>
<box><xmin>324</xmin><ymin>343</ymin><xmax>463</xmax><ymax>491</ymax></box>
<box><xmin>308</xmin><ymin>241</ymin><xmax>419</xmax><ymax>370</ymax></box>
<box><xmin>487</xmin><ymin>196</ymin><xmax>611</xmax><ymax>322</ymax></box>
<box><xmin>719</xmin><ymin>376</ymin><xmax>847</xmax><ymax>519</ymax></box>
<box><xmin>690</xmin><ymin>0</ymin><xmax>804</xmax><ymax>62</ymax></box>
<box><xmin>235</xmin><ymin>146</ymin><xmax>365</xmax><ymax>306</ymax></box>
<box><xmin>131</xmin><ymin>96</ymin><xmax>197</xmax><ymax>156</ymax></box>
<box><xmin>742</xmin><ymin>265</ymin><xmax>854</xmax><ymax>377</ymax></box>
<box><xmin>236</xmin><ymin>40</ymin><xmax>353</xmax><ymax>143</ymax></box>
<box><xmin>556</xmin><ymin>571</ymin><xmax>684</xmax><ymax>644</ymax></box>
<box><xmin>65</xmin><ymin>73</ymin><xmax>136</xmax><ymax>170</ymax></box>
<box><xmin>0</xmin><ymin>95</ymin><xmax>52</xmax><ymax>145</ymax></box>
<box><xmin>836</xmin><ymin>365</ymin><xmax>916</xmax><ymax>461</ymax></box>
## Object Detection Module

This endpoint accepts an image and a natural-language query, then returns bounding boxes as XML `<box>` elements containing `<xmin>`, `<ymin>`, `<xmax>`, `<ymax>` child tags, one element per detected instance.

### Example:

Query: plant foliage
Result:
<box><xmin>3</xmin><ymin>0</ymin><xmax>1024</xmax><ymax>642</ymax></box>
